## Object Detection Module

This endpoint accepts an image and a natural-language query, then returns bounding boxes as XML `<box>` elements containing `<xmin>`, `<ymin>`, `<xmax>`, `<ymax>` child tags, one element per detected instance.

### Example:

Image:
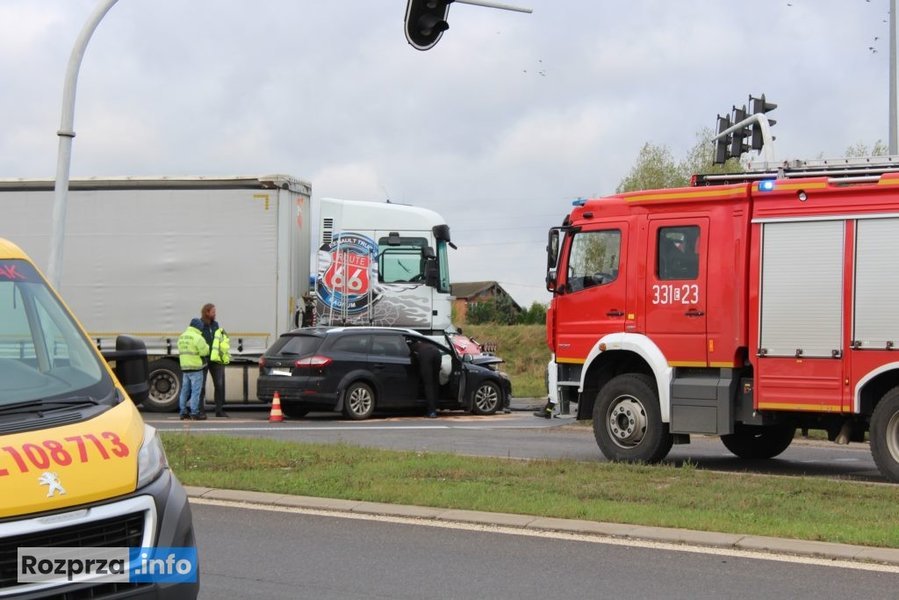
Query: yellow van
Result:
<box><xmin>0</xmin><ymin>239</ymin><xmax>197</xmax><ymax>598</ymax></box>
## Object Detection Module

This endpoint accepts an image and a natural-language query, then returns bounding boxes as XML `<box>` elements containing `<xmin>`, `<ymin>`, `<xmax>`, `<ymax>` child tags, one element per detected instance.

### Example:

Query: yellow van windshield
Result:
<box><xmin>0</xmin><ymin>260</ymin><xmax>106</xmax><ymax>405</ymax></box>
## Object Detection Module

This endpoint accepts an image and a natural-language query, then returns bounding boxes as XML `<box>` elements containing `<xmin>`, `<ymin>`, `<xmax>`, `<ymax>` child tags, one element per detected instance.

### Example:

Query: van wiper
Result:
<box><xmin>0</xmin><ymin>399</ymin><xmax>46</xmax><ymax>414</ymax></box>
<box><xmin>0</xmin><ymin>396</ymin><xmax>100</xmax><ymax>416</ymax></box>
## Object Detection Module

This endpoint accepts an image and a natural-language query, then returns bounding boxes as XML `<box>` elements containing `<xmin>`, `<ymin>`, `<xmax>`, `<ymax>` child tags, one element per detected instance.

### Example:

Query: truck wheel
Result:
<box><xmin>281</xmin><ymin>403</ymin><xmax>311</xmax><ymax>419</ymax></box>
<box><xmin>720</xmin><ymin>424</ymin><xmax>795</xmax><ymax>459</ymax></box>
<box><xmin>870</xmin><ymin>387</ymin><xmax>899</xmax><ymax>483</ymax></box>
<box><xmin>145</xmin><ymin>359</ymin><xmax>182</xmax><ymax>412</ymax></box>
<box><xmin>593</xmin><ymin>373</ymin><xmax>672</xmax><ymax>463</ymax></box>
<box><xmin>471</xmin><ymin>381</ymin><xmax>501</xmax><ymax>415</ymax></box>
<box><xmin>343</xmin><ymin>382</ymin><xmax>375</xmax><ymax>420</ymax></box>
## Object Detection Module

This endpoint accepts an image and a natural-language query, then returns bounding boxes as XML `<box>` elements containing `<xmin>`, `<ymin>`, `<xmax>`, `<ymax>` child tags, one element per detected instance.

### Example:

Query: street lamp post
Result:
<box><xmin>48</xmin><ymin>0</ymin><xmax>120</xmax><ymax>288</ymax></box>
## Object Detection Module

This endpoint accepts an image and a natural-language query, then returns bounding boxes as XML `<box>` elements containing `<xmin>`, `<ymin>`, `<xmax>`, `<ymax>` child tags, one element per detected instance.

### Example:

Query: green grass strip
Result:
<box><xmin>161</xmin><ymin>433</ymin><xmax>899</xmax><ymax>548</ymax></box>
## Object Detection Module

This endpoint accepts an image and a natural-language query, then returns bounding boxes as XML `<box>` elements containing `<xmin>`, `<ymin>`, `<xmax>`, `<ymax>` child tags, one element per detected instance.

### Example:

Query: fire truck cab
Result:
<box><xmin>546</xmin><ymin>158</ymin><xmax>899</xmax><ymax>482</ymax></box>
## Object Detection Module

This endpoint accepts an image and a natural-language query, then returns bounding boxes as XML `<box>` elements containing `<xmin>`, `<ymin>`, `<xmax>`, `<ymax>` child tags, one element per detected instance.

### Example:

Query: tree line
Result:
<box><xmin>465</xmin><ymin>297</ymin><xmax>547</xmax><ymax>325</ymax></box>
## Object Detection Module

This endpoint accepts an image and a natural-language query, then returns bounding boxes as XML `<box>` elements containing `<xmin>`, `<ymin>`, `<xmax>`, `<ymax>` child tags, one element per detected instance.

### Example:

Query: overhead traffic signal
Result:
<box><xmin>714</xmin><ymin>114</ymin><xmax>731</xmax><ymax>165</ymax></box>
<box><xmin>749</xmin><ymin>94</ymin><xmax>777</xmax><ymax>151</ymax></box>
<box><xmin>712</xmin><ymin>93</ymin><xmax>778</xmax><ymax>164</ymax></box>
<box><xmin>405</xmin><ymin>0</ymin><xmax>452</xmax><ymax>51</ymax></box>
<box><xmin>730</xmin><ymin>105</ymin><xmax>749</xmax><ymax>158</ymax></box>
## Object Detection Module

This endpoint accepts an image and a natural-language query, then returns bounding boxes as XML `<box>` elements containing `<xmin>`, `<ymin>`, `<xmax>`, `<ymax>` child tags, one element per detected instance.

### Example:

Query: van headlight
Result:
<box><xmin>137</xmin><ymin>425</ymin><xmax>168</xmax><ymax>488</ymax></box>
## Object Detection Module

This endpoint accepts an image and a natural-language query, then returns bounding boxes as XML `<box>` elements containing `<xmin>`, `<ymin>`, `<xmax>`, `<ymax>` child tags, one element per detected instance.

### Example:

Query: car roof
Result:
<box><xmin>283</xmin><ymin>326</ymin><xmax>423</xmax><ymax>338</ymax></box>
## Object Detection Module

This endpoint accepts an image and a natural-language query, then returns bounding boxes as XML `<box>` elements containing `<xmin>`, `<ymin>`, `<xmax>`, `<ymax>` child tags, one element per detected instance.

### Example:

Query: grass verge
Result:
<box><xmin>463</xmin><ymin>324</ymin><xmax>548</xmax><ymax>397</ymax></box>
<box><xmin>162</xmin><ymin>433</ymin><xmax>899</xmax><ymax>548</ymax></box>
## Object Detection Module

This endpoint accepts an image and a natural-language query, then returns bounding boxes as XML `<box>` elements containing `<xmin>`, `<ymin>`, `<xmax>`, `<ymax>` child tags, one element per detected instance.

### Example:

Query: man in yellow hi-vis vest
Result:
<box><xmin>178</xmin><ymin>318</ymin><xmax>209</xmax><ymax>420</ymax></box>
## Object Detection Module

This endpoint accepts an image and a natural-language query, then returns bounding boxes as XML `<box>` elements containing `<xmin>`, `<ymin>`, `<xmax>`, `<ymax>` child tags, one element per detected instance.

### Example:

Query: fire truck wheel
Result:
<box><xmin>870</xmin><ymin>387</ymin><xmax>899</xmax><ymax>482</ymax></box>
<box><xmin>593</xmin><ymin>373</ymin><xmax>672</xmax><ymax>463</ymax></box>
<box><xmin>720</xmin><ymin>424</ymin><xmax>795</xmax><ymax>460</ymax></box>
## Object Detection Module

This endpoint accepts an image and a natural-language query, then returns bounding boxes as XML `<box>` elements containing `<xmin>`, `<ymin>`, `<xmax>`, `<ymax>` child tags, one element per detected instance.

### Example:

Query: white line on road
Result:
<box><xmin>192</xmin><ymin>498</ymin><xmax>899</xmax><ymax>574</ymax></box>
<box><xmin>152</xmin><ymin>424</ymin><xmax>553</xmax><ymax>432</ymax></box>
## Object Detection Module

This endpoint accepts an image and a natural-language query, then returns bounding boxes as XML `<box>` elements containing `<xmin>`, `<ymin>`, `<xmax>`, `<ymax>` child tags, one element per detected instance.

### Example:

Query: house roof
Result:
<box><xmin>451</xmin><ymin>281</ymin><xmax>522</xmax><ymax>311</ymax></box>
<box><xmin>451</xmin><ymin>281</ymin><xmax>499</xmax><ymax>299</ymax></box>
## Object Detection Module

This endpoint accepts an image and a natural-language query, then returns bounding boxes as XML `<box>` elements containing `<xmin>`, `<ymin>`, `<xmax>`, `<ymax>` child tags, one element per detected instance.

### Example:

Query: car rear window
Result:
<box><xmin>269</xmin><ymin>334</ymin><xmax>323</xmax><ymax>356</ymax></box>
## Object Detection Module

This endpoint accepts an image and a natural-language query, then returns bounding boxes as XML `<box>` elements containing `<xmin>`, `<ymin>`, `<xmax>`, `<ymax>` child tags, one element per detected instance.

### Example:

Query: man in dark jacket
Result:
<box><xmin>411</xmin><ymin>339</ymin><xmax>442</xmax><ymax>418</ymax></box>
<box><xmin>199</xmin><ymin>303</ymin><xmax>227</xmax><ymax>417</ymax></box>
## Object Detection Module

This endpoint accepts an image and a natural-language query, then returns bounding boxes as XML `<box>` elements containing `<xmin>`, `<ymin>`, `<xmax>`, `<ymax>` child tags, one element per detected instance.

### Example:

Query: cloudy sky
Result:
<box><xmin>0</xmin><ymin>0</ymin><xmax>892</xmax><ymax>306</ymax></box>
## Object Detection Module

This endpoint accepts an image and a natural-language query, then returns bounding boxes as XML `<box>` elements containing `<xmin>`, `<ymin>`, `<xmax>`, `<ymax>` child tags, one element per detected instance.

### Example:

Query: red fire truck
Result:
<box><xmin>545</xmin><ymin>157</ymin><xmax>899</xmax><ymax>482</ymax></box>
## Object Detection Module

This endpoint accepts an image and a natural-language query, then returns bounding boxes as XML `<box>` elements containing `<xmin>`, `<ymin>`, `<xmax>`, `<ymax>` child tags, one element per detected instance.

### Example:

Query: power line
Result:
<box><xmin>454</xmin><ymin>224</ymin><xmax>550</xmax><ymax>232</ymax></box>
<box><xmin>453</xmin><ymin>240</ymin><xmax>544</xmax><ymax>247</ymax></box>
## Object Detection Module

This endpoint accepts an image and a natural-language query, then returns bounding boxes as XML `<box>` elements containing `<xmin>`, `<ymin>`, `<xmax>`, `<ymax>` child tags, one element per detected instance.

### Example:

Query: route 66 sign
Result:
<box><xmin>316</xmin><ymin>233</ymin><xmax>379</xmax><ymax>315</ymax></box>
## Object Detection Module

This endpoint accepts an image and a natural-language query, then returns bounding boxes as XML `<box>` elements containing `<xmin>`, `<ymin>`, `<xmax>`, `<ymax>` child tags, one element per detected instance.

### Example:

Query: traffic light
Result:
<box><xmin>405</xmin><ymin>0</ymin><xmax>452</xmax><ymax>51</ymax></box>
<box><xmin>729</xmin><ymin>105</ymin><xmax>749</xmax><ymax>159</ymax></box>
<box><xmin>749</xmin><ymin>94</ymin><xmax>777</xmax><ymax>151</ymax></box>
<box><xmin>714</xmin><ymin>114</ymin><xmax>731</xmax><ymax>165</ymax></box>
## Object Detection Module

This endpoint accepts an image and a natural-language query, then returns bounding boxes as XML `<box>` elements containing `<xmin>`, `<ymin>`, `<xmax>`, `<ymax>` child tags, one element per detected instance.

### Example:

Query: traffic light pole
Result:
<box><xmin>454</xmin><ymin>0</ymin><xmax>532</xmax><ymax>13</ymax></box>
<box><xmin>712</xmin><ymin>113</ymin><xmax>776</xmax><ymax>164</ymax></box>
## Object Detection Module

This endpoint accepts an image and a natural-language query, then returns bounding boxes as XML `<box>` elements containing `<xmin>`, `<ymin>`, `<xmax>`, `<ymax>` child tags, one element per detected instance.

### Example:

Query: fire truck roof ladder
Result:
<box><xmin>693</xmin><ymin>156</ymin><xmax>899</xmax><ymax>186</ymax></box>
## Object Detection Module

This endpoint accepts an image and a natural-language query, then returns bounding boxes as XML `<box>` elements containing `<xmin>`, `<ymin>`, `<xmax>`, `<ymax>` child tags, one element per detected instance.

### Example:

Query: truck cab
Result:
<box><xmin>314</xmin><ymin>197</ymin><xmax>454</xmax><ymax>334</ymax></box>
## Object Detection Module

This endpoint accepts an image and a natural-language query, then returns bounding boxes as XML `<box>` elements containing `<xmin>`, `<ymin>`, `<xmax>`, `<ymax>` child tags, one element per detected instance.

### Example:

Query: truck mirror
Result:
<box><xmin>100</xmin><ymin>336</ymin><xmax>150</xmax><ymax>405</ymax></box>
<box><xmin>546</xmin><ymin>229</ymin><xmax>561</xmax><ymax>291</ymax></box>
<box><xmin>546</xmin><ymin>268</ymin><xmax>557</xmax><ymax>292</ymax></box>
<box><xmin>432</xmin><ymin>224</ymin><xmax>451</xmax><ymax>243</ymax></box>
<box><xmin>425</xmin><ymin>262</ymin><xmax>439</xmax><ymax>287</ymax></box>
<box><xmin>546</xmin><ymin>229</ymin><xmax>560</xmax><ymax>270</ymax></box>
<box><xmin>422</xmin><ymin>246</ymin><xmax>439</xmax><ymax>287</ymax></box>
<box><xmin>387</xmin><ymin>232</ymin><xmax>402</xmax><ymax>246</ymax></box>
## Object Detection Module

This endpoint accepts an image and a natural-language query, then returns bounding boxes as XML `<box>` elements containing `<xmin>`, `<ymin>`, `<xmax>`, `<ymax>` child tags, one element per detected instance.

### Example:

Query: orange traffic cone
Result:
<box><xmin>269</xmin><ymin>391</ymin><xmax>284</xmax><ymax>423</ymax></box>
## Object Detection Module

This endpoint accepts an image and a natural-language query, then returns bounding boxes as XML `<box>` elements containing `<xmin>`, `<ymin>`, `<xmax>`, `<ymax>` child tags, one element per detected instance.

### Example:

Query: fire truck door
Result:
<box><xmin>756</xmin><ymin>221</ymin><xmax>845</xmax><ymax>411</ymax></box>
<box><xmin>554</xmin><ymin>223</ymin><xmax>628</xmax><ymax>363</ymax></box>
<box><xmin>645</xmin><ymin>219</ymin><xmax>709</xmax><ymax>366</ymax></box>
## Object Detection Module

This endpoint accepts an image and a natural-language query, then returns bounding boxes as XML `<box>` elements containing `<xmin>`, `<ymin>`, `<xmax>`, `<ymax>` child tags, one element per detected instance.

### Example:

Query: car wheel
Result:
<box><xmin>471</xmin><ymin>381</ymin><xmax>501</xmax><ymax>415</ymax></box>
<box><xmin>343</xmin><ymin>381</ymin><xmax>375</xmax><ymax>420</ymax></box>
<box><xmin>144</xmin><ymin>359</ymin><xmax>182</xmax><ymax>412</ymax></box>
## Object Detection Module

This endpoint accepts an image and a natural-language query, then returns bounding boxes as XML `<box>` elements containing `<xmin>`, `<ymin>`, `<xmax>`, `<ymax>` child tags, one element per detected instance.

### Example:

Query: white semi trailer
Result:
<box><xmin>0</xmin><ymin>175</ymin><xmax>454</xmax><ymax>411</ymax></box>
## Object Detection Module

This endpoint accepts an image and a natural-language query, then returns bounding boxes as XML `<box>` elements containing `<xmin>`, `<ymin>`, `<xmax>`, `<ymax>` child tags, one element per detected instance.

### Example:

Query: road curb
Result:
<box><xmin>183</xmin><ymin>486</ymin><xmax>899</xmax><ymax>567</ymax></box>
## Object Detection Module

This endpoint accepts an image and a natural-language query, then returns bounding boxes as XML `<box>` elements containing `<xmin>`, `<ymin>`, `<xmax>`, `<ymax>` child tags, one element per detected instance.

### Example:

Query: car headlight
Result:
<box><xmin>137</xmin><ymin>424</ymin><xmax>169</xmax><ymax>488</ymax></box>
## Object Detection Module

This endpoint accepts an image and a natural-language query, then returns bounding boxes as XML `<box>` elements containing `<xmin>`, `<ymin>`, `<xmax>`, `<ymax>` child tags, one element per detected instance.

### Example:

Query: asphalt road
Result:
<box><xmin>147</xmin><ymin>404</ymin><xmax>888</xmax><ymax>484</ymax></box>
<box><xmin>192</xmin><ymin>502</ymin><xmax>899</xmax><ymax>600</ymax></box>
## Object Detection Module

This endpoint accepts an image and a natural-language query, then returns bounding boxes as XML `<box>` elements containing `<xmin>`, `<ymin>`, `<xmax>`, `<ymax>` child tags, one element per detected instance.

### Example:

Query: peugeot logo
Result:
<box><xmin>39</xmin><ymin>472</ymin><xmax>66</xmax><ymax>498</ymax></box>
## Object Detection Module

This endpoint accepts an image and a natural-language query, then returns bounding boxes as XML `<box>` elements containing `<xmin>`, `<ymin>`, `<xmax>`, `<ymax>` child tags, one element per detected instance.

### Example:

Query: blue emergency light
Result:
<box><xmin>758</xmin><ymin>180</ymin><xmax>776</xmax><ymax>192</ymax></box>
<box><xmin>572</xmin><ymin>197</ymin><xmax>586</xmax><ymax>206</ymax></box>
